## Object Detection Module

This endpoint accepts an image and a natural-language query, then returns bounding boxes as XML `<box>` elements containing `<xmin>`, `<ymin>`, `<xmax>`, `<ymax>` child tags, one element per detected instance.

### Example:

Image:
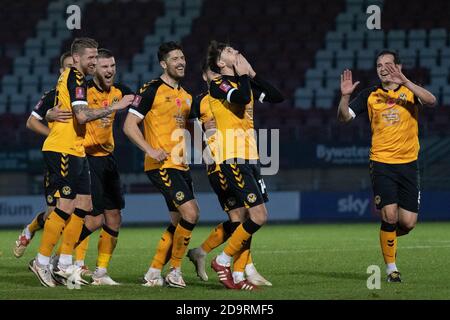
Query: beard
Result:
<box><xmin>167</xmin><ymin>66</ymin><xmax>184</xmax><ymax>81</ymax></box>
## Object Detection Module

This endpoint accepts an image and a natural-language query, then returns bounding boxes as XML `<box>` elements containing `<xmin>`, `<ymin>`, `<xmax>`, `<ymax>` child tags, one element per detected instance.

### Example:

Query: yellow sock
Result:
<box><xmin>380</xmin><ymin>222</ymin><xmax>397</xmax><ymax>264</ymax></box>
<box><xmin>224</xmin><ymin>219</ymin><xmax>260</xmax><ymax>257</ymax></box>
<box><xmin>75</xmin><ymin>236</ymin><xmax>90</xmax><ymax>262</ymax></box>
<box><xmin>59</xmin><ymin>210</ymin><xmax>86</xmax><ymax>256</ymax></box>
<box><xmin>28</xmin><ymin>211</ymin><xmax>45</xmax><ymax>234</ymax></box>
<box><xmin>97</xmin><ymin>226</ymin><xmax>118</xmax><ymax>269</ymax></box>
<box><xmin>150</xmin><ymin>225</ymin><xmax>175</xmax><ymax>269</ymax></box>
<box><xmin>201</xmin><ymin>222</ymin><xmax>227</xmax><ymax>253</ymax></box>
<box><xmin>233</xmin><ymin>236</ymin><xmax>252</xmax><ymax>272</ymax></box>
<box><xmin>38</xmin><ymin>208</ymin><xmax>69</xmax><ymax>257</ymax></box>
<box><xmin>246</xmin><ymin>252</ymin><xmax>253</xmax><ymax>265</ymax></box>
<box><xmin>170</xmin><ymin>219</ymin><xmax>195</xmax><ymax>269</ymax></box>
<box><xmin>233</xmin><ymin>249</ymin><xmax>250</xmax><ymax>272</ymax></box>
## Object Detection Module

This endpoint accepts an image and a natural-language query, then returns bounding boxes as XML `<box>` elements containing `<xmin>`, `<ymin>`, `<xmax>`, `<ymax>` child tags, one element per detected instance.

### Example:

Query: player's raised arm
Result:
<box><xmin>237</xmin><ymin>53</ymin><xmax>284</xmax><ymax>103</ymax></box>
<box><xmin>385</xmin><ymin>64</ymin><xmax>436</xmax><ymax>107</ymax></box>
<box><xmin>337</xmin><ymin>69</ymin><xmax>360</xmax><ymax>123</ymax></box>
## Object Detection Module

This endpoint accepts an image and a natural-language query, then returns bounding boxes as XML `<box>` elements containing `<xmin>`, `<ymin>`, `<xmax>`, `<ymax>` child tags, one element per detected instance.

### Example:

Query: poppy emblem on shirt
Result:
<box><xmin>175</xmin><ymin>98</ymin><xmax>182</xmax><ymax>108</ymax></box>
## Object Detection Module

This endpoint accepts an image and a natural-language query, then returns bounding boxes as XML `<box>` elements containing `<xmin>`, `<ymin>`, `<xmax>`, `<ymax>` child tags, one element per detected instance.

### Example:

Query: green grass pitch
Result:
<box><xmin>0</xmin><ymin>222</ymin><xmax>449</xmax><ymax>300</ymax></box>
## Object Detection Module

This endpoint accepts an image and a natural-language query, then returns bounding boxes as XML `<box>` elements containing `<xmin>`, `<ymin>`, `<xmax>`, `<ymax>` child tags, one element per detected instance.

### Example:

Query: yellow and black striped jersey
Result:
<box><xmin>208</xmin><ymin>75</ymin><xmax>259</xmax><ymax>163</ymax></box>
<box><xmin>349</xmin><ymin>84</ymin><xmax>421</xmax><ymax>164</ymax></box>
<box><xmin>129</xmin><ymin>78</ymin><xmax>193</xmax><ymax>171</ymax></box>
<box><xmin>84</xmin><ymin>80</ymin><xmax>132</xmax><ymax>156</ymax></box>
<box><xmin>42</xmin><ymin>67</ymin><xmax>88</xmax><ymax>157</ymax></box>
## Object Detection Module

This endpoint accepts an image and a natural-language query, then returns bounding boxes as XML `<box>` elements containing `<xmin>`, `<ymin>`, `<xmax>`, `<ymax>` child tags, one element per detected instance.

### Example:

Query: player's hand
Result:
<box><xmin>113</xmin><ymin>94</ymin><xmax>135</xmax><ymax>110</ymax></box>
<box><xmin>233</xmin><ymin>54</ymin><xmax>250</xmax><ymax>76</ymax></box>
<box><xmin>340</xmin><ymin>69</ymin><xmax>360</xmax><ymax>96</ymax></box>
<box><xmin>147</xmin><ymin>149</ymin><xmax>169</xmax><ymax>162</ymax></box>
<box><xmin>46</xmin><ymin>102</ymin><xmax>72</xmax><ymax>122</ymax></box>
<box><xmin>385</xmin><ymin>64</ymin><xmax>409</xmax><ymax>86</ymax></box>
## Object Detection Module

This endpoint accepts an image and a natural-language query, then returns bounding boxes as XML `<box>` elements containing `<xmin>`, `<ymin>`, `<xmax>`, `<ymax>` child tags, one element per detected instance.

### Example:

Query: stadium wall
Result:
<box><xmin>0</xmin><ymin>191</ymin><xmax>448</xmax><ymax>227</ymax></box>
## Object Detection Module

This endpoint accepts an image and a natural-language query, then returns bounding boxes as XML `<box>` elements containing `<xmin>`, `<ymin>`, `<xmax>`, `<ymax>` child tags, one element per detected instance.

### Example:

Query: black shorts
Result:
<box><xmin>43</xmin><ymin>151</ymin><xmax>91</xmax><ymax>202</ymax></box>
<box><xmin>146</xmin><ymin>168</ymin><xmax>195</xmax><ymax>212</ymax></box>
<box><xmin>219</xmin><ymin>160</ymin><xmax>269</xmax><ymax>209</ymax></box>
<box><xmin>370</xmin><ymin>160</ymin><xmax>420</xmax><ymax>213</ymax></box>
<box><xmin>208</xmin><ymin>165</ymin><xmax>268</xmax><ymax>212</ymax></box>
<box><xmin>87</xmin><ymin>154</ymin><xmax>125</xmax><ymax>216</ymax></box>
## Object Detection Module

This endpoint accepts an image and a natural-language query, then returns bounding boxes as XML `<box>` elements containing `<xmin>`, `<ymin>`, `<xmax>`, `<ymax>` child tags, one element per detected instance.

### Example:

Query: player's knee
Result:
<box><xmin>58</xmin><ymin>199</ymin><xmax>76</xmax><ymax>214</ymax></box>
<box><xmin>85</xmin><ymin>214</ymin><xmax>103</xmax><ymax>231</ymax></box>
<box><xmin>249</xmin><ymin>205</ymin><xmax>268</xmax><ymax>226</ymax></box>
<box><xmin>104</xmin><ymin>210</ymin><xmax>122</xmax><ymax>230</ymax></box>
<box><xmin>381</xmin><ymin>207</ymin><xmax>398</xmax><ymax>224</ymax></box>
<box><xmin>184</xmin><ymin>210</ymin><xmax>199</xmax><ymax>224</ymax></box>
<box><xmin>400</xmin><ymin>220</ymin><xmax>416</xmax><ymax>232</ymax></box>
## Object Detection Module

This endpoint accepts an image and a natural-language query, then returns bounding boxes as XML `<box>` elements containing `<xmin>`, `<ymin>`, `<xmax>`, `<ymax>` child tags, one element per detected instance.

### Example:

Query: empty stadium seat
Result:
<box><xmin>366</xmin><ymin>30</ymin><xmax>384</xmax><ymax>49</ymax></box>
<box><xmin>294</xmin><ymin>88</ymin><xmax>315</xmax><ymax>109</ymax></box>
<box><xmin>419</xmin><ymin>48</ymin><xmax>438</xmax><ymax>67</ymax></box>
<box><xmin>356</xmin><ymin>49</ymin><xmax>375</xmax><ymax>70</ymax></box>
<box><xmin>387</xmin><ymin>30</ymin><xmax>406</xmax><ymax>49</ymax></box>
<box><xmin>315</xmin><ymin>50</ymin><xmax>334</xmax><ymax>70</ymax></box>
<box><xmin>429</xmin><ymin>29</ymin><xmax>448</xmax><ymax>48</ymax></box>
<box><xmin>440</xmin><ymin>47</ymin><xmax>450</xmax><ymax>67</ymax></box>
<box><xmin>408</xmin><ymin>29</ymin><xmax>427</xmax><ymax>50</ymax></box>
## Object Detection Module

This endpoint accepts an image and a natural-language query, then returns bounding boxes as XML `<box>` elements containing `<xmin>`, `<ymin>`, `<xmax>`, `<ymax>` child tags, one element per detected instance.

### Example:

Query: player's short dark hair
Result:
<box><xmin>157</xmin><ymin>41</ymin><xmax>183</xmax><ymax>62</ymax></box>
<box><xmin>207</xmin><ymin>40</ymin><xmax>228</xmax><ymax>74</ymax></box>
<box><xmin>59</xmin><ymin>51</ymin><xmax>72</xmax><ymax>69</ymax></box>
<box><xmin>97</xmin><ymin>48</ymin><xmax>114</xmax><ymax>59</ymax></box>
<box><xmin>71</xmin><ymin>37</ymin><xmax>98</xmax><ymax>55</ymax></box>
<box><xmin>375</xmin><ymin>49</ymin><xmax>401</xmax><ymax>66</ymax></box>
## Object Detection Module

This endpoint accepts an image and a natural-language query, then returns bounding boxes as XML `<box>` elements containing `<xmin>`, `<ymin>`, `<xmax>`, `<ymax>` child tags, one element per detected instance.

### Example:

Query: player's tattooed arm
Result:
<box><xmin>73</xmin><ymin>104</ymin><xmax>114</xmax><ymax>123</ymax></box>
<box><xmin>73</xmin><ymin>94</ymin><xmax>135</xmax><ymax>124</ymax></box>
